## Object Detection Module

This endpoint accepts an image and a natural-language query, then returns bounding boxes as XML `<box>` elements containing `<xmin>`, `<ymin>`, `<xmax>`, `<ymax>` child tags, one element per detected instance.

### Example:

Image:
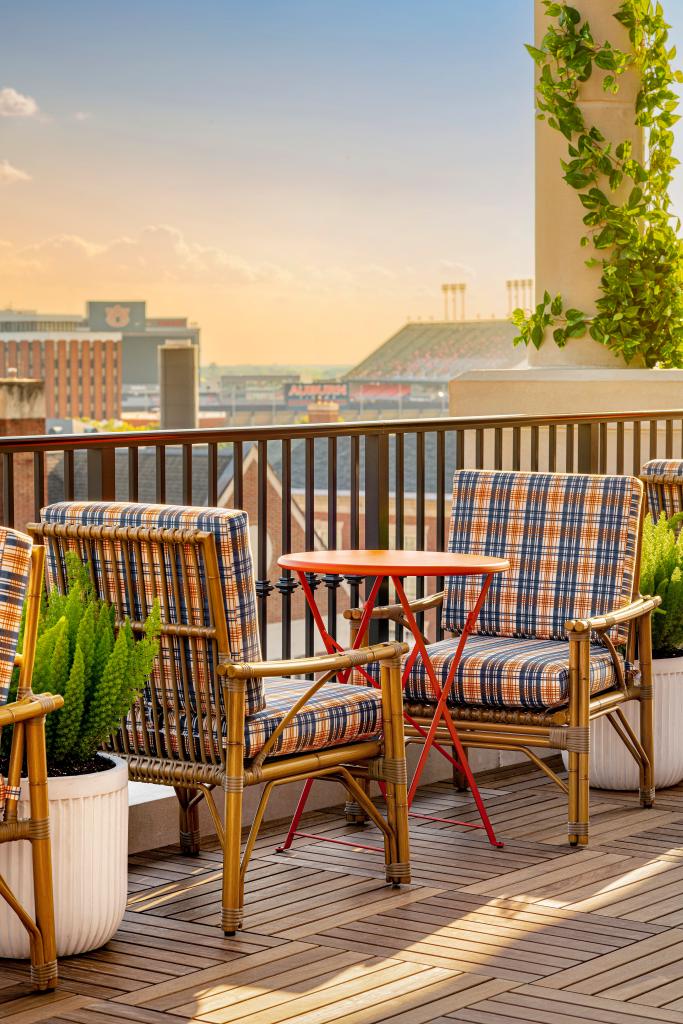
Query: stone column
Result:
<box><xmin>531</xmin><ymin>0</ymin><xmax>644</xmax><ymax>367</ymax></box>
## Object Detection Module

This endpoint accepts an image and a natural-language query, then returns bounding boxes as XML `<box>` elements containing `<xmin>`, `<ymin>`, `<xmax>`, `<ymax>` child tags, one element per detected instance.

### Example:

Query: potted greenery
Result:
<box><xmin>0</xmin><ymin>554</ymin><xmax>159</xmax><ymax>958</ymax></box>
<box><xmin>572</xmin><ymin>512</ymin><xmax>683</xmax><ymax>790</ymax></box>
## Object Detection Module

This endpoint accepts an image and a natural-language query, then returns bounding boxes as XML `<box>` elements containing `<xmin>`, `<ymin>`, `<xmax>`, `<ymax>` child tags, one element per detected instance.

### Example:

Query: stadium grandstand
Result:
<box><xmin>345</xmin><ymin>319</ymin><xmax>525</xmax><ymax>382</ymax></box>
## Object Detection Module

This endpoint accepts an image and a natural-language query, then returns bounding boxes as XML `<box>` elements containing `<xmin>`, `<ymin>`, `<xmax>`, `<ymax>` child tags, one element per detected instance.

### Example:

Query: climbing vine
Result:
<box><xmin>513</xmin><ymin>0</ymin><xmax>683</xmax><ymax>367</ymax></box>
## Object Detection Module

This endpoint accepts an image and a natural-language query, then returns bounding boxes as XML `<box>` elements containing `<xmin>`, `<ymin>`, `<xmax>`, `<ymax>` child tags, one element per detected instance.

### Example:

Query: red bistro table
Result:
<box><xmin>277</xmin><ymin>549</ymin><xmax>509</xmax><ymax>850</ymax></box>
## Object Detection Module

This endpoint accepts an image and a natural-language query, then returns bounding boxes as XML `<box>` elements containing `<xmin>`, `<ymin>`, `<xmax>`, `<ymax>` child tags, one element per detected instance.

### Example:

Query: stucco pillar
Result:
<box><xmin>531</xmin><ymin>0</ymin><xmax>644</xmax><ymax>367</ymax></box>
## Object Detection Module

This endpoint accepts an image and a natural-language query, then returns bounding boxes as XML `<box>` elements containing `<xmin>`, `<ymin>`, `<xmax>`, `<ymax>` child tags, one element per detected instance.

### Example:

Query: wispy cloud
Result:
<box><xmin>73</xmin><ymin>111</ymin><xmax>92</xmax><ymax>122</ymax></box>
<box><xmin>0</xmin><ymin>225</ymin><xmax>291</xmax><ymax>286</ymax></box>
<box><xmin>0</xmin><ymin>160</ymin><xmax>31</xmax><ymax>185</ymax></box>
<box><xmin>0</xmin><ymin>87</ymin><xmax>39</xmax><ymax>118</ymax></box>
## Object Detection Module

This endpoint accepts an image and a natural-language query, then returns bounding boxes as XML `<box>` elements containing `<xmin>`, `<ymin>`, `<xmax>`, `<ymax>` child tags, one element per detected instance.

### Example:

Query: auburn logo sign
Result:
<box><xmin>105</xmin><ymin>304</ymin><xmax>130</xmax><ymax>328</ymax></box>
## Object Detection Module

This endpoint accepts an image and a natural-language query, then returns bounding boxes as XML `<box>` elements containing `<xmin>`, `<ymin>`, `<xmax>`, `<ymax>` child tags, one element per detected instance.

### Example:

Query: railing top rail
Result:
<box><xmin>0</xmin><ymin>409</ymin><xmax>682</xmax><ymax>453</ymax></box>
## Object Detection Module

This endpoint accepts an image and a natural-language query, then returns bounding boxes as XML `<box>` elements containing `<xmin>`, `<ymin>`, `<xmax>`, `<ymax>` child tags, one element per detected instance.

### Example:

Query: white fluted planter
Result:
<box><xmin>0</xmin><ymin>755</ymin><xmax>128</xmax><ymax>959</ymax></box>
<box><xmin>561</xmin><ymin>656</ymin><xmax>683</xmax><ymax>790</ymax></box>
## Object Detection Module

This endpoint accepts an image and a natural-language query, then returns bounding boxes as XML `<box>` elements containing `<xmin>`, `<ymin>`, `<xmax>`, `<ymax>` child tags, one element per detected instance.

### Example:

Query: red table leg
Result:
<box><xmin>391</xmin><ymin>575</ymin><xmax>503</xmax><ymax>848</ymax></box>
<box><xmin>276</xmin><ymin>572</ymin><xmax>384</xmax><ymax>852</ymax></box>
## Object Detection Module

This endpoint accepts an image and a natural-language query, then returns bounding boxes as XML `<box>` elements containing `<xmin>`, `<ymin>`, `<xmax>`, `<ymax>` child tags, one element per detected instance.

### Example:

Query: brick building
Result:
<box><xmin>0</xmin><ymin>334</ymin><xmax>122</xmax><ymax>421</ymax></box>
<box><xmin>0</xmin><ymin>375</ymin><xmax>46</xmax><ymax>531</ymax></box>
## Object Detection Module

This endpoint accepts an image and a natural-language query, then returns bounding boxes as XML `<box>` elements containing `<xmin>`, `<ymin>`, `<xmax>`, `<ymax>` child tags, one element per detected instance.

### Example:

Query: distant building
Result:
<box><xmin>0</xmin><ymin>330</ymin><xmax>121</xmax><ymax>421</ymax></box>
<box><xmin>0</xmin><ymin>301</ymin><xmax>200</xmax><ymax>390</ymax></box>
<box><xmin>86</xmin><ymin>301</ymin><xmax>200</xmax><ymax>386</ymax></box>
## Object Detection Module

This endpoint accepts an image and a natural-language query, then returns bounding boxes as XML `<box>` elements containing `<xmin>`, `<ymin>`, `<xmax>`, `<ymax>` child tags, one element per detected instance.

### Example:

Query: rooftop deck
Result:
<box><xmin>4</xmin><ymin>759</ymin><xmax>683</xmax><ymax>1023</ymax></box>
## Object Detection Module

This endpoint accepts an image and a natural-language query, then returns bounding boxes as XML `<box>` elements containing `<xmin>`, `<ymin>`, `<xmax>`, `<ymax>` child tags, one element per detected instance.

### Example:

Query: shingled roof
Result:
<box><xmin>346</xmin><ymin>319</ymin><xmax>525</xmax><ymax>381</ymax></box>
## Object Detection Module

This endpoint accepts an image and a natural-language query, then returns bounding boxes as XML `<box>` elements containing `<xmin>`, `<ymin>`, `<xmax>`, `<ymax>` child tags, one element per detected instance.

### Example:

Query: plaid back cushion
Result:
<box><xmin>443</xmin><ymin>471</ymin><xmax>642</xmax><ymax>644</ymax></box>
<box><xmin>40</xmin><ymin>502</ymin><xmax>265</xmax><ymax>715</ymax></box>
<box><xmin>0</xmin><ymin>528</ymin><xmax>32</xmax><ymax>704</ymax></box>
<box><xmin>641</xmin><ymin>460</ymin><xmax>683</xmax><ymax>522</ymax></box>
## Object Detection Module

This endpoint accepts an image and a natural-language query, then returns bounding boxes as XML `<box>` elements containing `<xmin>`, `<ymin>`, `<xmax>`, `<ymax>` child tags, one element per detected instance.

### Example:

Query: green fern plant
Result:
<box><xmin>2</xmin><ymin>552</ymin><xmax>161</xmax><ymax>771</ymax></box>
<box><xmin>640</xmin><ymin>512</ymin><xmax>683</xmax><ymax>657</ymax></box>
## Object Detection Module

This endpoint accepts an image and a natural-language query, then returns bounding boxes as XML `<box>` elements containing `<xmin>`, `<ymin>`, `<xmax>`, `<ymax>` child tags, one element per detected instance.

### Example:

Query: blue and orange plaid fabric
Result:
<box><xmin>129</xmin><ymin>678</ymin><xmax>383</xmax><ymax>760</ymax></box>
<box><xmin>0</xmin><ymin>527</ymin><xmax>32</xmax><ymax>810</ymax></box>
<box><xmin>366</xmin><ymin>635</ymin><xmax>622</xmax><ymax>710</ymax></box>
<box><xmin>641</xmin><ymin>460</ymin><xmax>683</xmax><ymax>522</ymax></box>
<box><xmin>443</xmin><ymin>471</ymin><xmax>642</xmax><ymax>644</ymax></box>
<box><xmin>41</xmin><ymin>501</ymin><xmax>265</xmax><ymax>716</ymax></box>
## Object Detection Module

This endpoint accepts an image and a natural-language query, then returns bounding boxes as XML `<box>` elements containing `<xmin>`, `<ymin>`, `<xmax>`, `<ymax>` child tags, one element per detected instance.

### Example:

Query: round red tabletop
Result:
<box><xmin>278</xmin><ymin>549</ymin><xmax>509</xmax><ymax>577</ymax></box>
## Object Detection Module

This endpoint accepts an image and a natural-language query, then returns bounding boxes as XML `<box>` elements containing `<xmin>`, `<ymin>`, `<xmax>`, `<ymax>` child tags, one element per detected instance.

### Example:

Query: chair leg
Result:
<box><xmin>175</xmin><ymin>787</ymin><xmax>201</xmax><ymax>856</ymax></box>
<box><xmin>638</xmin><ymin>614</ymin><xmax>655</xmax><ymax>808</ymax></box>
<box><xmin>222</xmin><ymin>779</ymin><xmax>243</xmax><ymax>935</ymax></box>
<box><xmin>25</xmin><ymin>715</ymin><xmax>58</xmax><ymax>991</ymax></box>
<box><xmin>380</xmin><ymin>656</ymin><xmax>411</xmax><ymax>887</ymax></box>
<box><xmin>222</xmin><ymin>677</ymin><xmax>246</xmax><ymax>935</ymax></box>
<box><xmin>345</xmin><ymin>779</ymin><xmax>370</xmax><ymax>823</ymax></box>
<box><xmin>567</xmin><ymin>636</ymin><xmax>590</xmax><ymax>847</ymax></box>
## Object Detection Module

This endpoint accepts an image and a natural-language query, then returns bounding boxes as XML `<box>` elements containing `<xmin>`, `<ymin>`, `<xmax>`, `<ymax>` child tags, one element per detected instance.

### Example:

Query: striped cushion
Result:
<box><xmin>131</xmin><ymin>679</ymin><xmax>383</xmax><ymax>760</ymax></box>
<box><xmin>443</xmin><ymin>471</ymin><xmax>641</xmax><ymax>644</ymax></box>
<box><xmin>0</xmin><ymin>527</ymin><xmax>32</xmax><ymax>704</ymax></box>
<box><xmin>366</xmin><ymin>635</ymin><xmax>621</xmax><ymax>710</ymax></box>
<box><xmin>641</xmin><ymin>460</ymin><xmax>683</xmax><ymax>522</ymax></box>
<box><xmin>40</xmin><ymin>501</ymin><xmax>265</xmax><ymax>715</ymax></box>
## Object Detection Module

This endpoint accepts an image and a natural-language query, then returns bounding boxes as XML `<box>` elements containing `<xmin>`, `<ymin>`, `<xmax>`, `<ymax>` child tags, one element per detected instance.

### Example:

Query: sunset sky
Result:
<box><xmin>3</xmin><ymin>1</ymin><xmax>683</xmax><ymax>366</ymax></box>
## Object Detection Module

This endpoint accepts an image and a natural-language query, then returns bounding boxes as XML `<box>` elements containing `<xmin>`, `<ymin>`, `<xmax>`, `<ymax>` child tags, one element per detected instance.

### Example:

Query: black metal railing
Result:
<box><xmin>2</xmin><ymin>409</ymin><xmax>682</xmax><ymax>656</ymax></box>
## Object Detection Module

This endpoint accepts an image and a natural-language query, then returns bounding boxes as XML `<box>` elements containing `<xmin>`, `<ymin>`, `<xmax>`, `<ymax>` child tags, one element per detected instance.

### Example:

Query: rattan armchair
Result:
<box><xmin>0</xmin><ymin>531</ymin><xmax>63</xmax><ymax>991</ymax></box>
<box><xmin>346</xmin><ymin>470</ymin><xmax>659</xmax><ymax>847</ymax></box>
<box><xmin>31</xmin><ymin>502</ymin><xmax>410</xmax><ymax>935</ymax></box>
<box><xmin>641</xmin><ymin>459</ymin><xmax>683</xmax><ymax>526</ymax></box>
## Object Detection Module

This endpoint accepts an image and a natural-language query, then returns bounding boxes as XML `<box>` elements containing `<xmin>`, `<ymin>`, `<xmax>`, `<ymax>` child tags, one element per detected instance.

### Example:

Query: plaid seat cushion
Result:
<box><xmin>365</xmin><ymin>635</ymin><xmax>622</xmax><ymax>710</ymax></box>
<box><xmin>40</xmin><ymin>501</ymin><xmax>265</xmax><ymax>715</ymax></box>
<box><xmin>641</xmin><ymin>460</ymin><xmax>683</xmax><ymax>522</ymax></box>
<box><xmin>0</xmin><ymin>527</ymin><xmax>32</xmax><ymax>704</ymax></box>
<box><xmin>131</xmin><ymin>678</ymin><xmax>383</xmax><ymax>761</ymax></box>
<box><xmin>443</xmin><ymin>471</ymin><xmax>642</xmax><ymax>644</ymax></box>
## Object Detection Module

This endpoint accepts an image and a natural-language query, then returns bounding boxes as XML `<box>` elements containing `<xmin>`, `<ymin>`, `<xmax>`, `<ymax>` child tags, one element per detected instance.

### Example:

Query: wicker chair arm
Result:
<box><xmin>220</xmin><ymin>639</ymin><xmax>408</xmax><ymax>679</ymax></box>
<box><xmin>565</xmin><ymin>595</ymin><xmax>661</xmax><ymax>635</ymax></box>
<box><xmin>0</xmin><ymin>693</ymin><xmax>64</xmax><ymax>728</ymax></box>
<box><xmin>343</xmin><ymin>590</ymin><xmax>445</xmax><ymax>624</ymax></box>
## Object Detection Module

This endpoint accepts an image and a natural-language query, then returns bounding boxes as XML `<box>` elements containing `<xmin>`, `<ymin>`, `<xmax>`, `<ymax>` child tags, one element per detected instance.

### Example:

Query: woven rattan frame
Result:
<box><xmin>29</xmin><ymin>519</ymin><xmax>411</xmax><ymax>935</ymax></box>
<box><xmin>0</xmin><ymin>541</ymin><xmax>63</xmax><ymax>991</ymax></box>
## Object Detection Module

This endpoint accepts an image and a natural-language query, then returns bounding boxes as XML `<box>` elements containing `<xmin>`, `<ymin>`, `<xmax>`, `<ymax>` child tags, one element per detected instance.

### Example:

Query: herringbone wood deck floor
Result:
<box><xmin>4</xmin><ymin>758</ymin><xmax>683</xmax><ymax>1023</ymax></box>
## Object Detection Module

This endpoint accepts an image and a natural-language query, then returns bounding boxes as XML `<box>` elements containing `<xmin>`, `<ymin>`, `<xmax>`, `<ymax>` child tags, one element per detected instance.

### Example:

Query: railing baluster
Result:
<box><xmin>365</xmin><ymin>432</ymin><xmax>390</xmax><ymax>643</ymax></box>
<box><xmin>87</xmin><ymin>446</ymin><xmax>116</xmax><ymax>501</ymax></box>
<box><xmin>348</xmin><ymin>435</ymin><xmax>361</xmax><ymax>617</ymax></box>
<box><xmin>304</xmin><ymin>436</ymin><xmax>316</xmax><ymax>658</ymax></box>
<box><xmin>233</xmin><ymin>441</ymin><xmax>244</xmax><ymax>508</ymax></box>
<box><xmin>64</xmin><ymin>450</ymin><xmax>75</xmax><ymax>500</ymax></box>
<box><xmin>666</xmin><ymin>419</ymin><xmax>674</xmax><ymax>458</ymax></box>
<box><xmin>33</xmin><ymin>452</ymin><xmax>45</xmax><ymax>522</ymax></box>
<box><xmin>128</xmin><ymin>447</ymin><xmax>139</xmax><ymax>501</ymax></box>
<box><xmin>616</xmin><ymin>421</ymin><xmax>625</xmax><ymax>473</ymax></box>
<box><xmin>475</xmin><ymin>428</ymin><xmax>484</xmax><ymax>469</ymax></box>
<box><xmin>565</xmin><ymin>425</ymin><xmax>574</xmax><ymax>472</ymax></box>
<box><xmin>436</xmin><ymin>430</ymin><xmax>446</xmax><ymax>642</ymax></box>
<box><xmin>415</xmin><ymin>432</ymin><xmax>426</xmax><ymax>634</ymax></box>
<box><xmin>208</xmin><ymin>442</ymin><xmax>218</xmax><ymax>506</ymax></box>
<box><xmin>599</xmin><ymin>422</ymin><xmax>607</xmax><ymax>473</ymax></box>
<box><xmin>548</xmin><ymin>424</ymin><xmax>557</xmax><ymax>472</ymax></box>
<box><xmin>494</xmin><ymin>427</ymin><xmax>503</xmax><ymax>470</ymax></box>
<box><xmin>2</xmin><ymin>452</ymin><xmax>14</xmax><ymax>528</ymax></box>
<box><xmin>155</xmin><ymin>446</ymin><xmax>166</xmax><ymax>503</ymax></box>
<box><xmin>277</xmin><ymin>438</ymin><xmax>295</xmax><ymax>660</ymax></box>
<box><xmin>649</xmin><ymin>419</ymin><xmax>658</xmax><ymax>460</ymax></box>
<box><xmin>182</xmin><ymin>443</ymin><xmax>193</xmax><ymax>505</ymax></box>
<box><xmin>530</xmin><ymin>426</ymin><xmax>539</xmax><ymax>472</ymax></box>
<box><xmin>633</xmin><ymin>420</ymin><xmax>641</xmax><ymax>475</ymax></box>
<box><xmin>325</xmin><ymin>436</ymin><xmax>340</xmax><ymax>641</ymax></box>
<box><xmin>256</xmin><ymin>439</ymin><xmax>272</xmax><ymax>657</ymax></box>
